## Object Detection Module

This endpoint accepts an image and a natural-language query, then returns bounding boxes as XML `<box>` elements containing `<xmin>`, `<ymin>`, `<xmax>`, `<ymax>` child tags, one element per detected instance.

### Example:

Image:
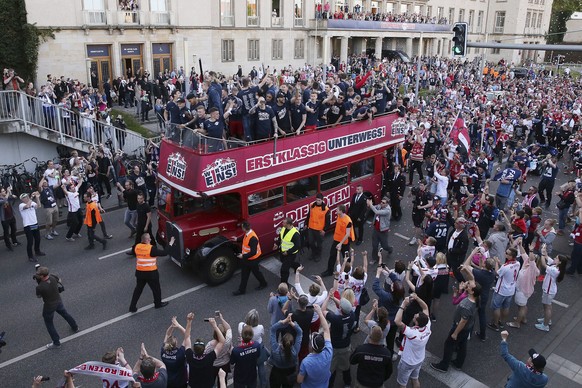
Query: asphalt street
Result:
<box><xmin>1</xmin><ymin>170</ymin><xmax>581</xmax><ymax>387</ymax></box>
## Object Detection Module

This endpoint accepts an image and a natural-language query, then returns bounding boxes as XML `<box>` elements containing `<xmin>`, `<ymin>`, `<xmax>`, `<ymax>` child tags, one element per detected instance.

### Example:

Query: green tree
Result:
<box><xmin>0</xmin><ymin>0</ymin><xmax>55</xmax><ymax>83</ymax></box>
<box><xmin>547</xmin><ymin>0</ymin><xmax>579</xmax><ymax>44</ymax></box>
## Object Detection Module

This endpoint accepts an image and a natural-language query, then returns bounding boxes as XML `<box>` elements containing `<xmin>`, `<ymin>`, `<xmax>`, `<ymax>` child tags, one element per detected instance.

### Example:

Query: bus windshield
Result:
<box><xmin>158</xmin><ymin>182</ymin><xmax>241</xmax><ymax>218</ymax></box>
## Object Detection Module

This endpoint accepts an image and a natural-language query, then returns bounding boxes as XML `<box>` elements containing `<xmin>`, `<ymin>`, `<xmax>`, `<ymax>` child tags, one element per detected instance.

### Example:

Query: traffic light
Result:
<box><xmin>452</xmin><ymin>22</ymin><xmax>468</xmax><ymax>56</ymax></box>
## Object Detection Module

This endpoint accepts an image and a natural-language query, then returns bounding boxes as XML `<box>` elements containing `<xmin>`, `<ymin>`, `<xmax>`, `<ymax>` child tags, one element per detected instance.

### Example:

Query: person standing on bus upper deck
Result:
<box><xmin>273</xmin><ymin>92</ymin><xmax>293</xmax><ymax>136</ymax></box>
<box><xmin>305</xmin><ymin>193</ymin><xmax>330</xmax><ymax>262</ymax></box>
<box><xmin>322</xmin><ymin>204</ymin><xmax>355</xmax><ymax>277</ymax></box>
<box><xmin>324</xmin><ymin>94</ymin><xmax>345</xmax><ymax>127</ymax></box>
<box><xmin>233</xmin><ymin>221</ymin><xmax>268</xmax><ymax>296</ymax></box>
<box><xmin>349</xmin><ymin>185</ymin><xmax>368</xmax><ymax>246</ymax></box>
<box><xmin>274</xmin><ymin>217</ymin><xmax>302</xmax><ymax>286</ymax></box>
<box><xmin>290</xmin><ymin>92</ymin><xmax>307</xmax><ymax>135</ymax></box>
<box><xmin>249</xmin><ymin>97</ymin><xmax>282</xmax><ymax>141</ymax></box>
<box><xmin>304</xmin><ymin>91</ymin><xmax>320</xmax><ymax>133</ymax></box>
<box><xmin>201</xmin><ymin>107</ymin><xmax>230</xmax><ymax>153</ymax></box>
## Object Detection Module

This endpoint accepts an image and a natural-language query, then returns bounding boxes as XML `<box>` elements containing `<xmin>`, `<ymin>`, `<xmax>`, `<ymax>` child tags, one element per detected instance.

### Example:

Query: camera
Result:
<box><xmin>33</xmin><ymin>264</ymin><xmax>42</xmax><ymax>283</ymax></box>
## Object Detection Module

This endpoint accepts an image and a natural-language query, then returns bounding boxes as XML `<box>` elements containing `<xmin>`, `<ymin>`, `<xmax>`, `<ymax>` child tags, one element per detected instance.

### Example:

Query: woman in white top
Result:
<box><xmin>294</xmin><ymin>265</ymin><xmax>328</xmax><ymax>332</ymax></box>
<box><xmin>348</xmin><ymin>251</ymin><xmax>368</xmax><ymax>332</ymax></box>
<box><xmin>535</xmin><ymin>245</ymin><xmax>568</xmax><ymax>332</ymax></box>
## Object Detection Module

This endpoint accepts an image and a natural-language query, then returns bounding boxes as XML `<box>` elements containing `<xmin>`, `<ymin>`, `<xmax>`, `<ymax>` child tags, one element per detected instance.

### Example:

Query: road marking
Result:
<box><xmin>0</xmin><ymin>283</ymin><xmax>208</xmax><ymax>370</ymax></box>
<box><xmin>394</xmin><ymin>232</ymin><xmax>411</xmax><ymax>240</ymax></box>
<box><xmin>98</xmin><ymin>248</ymin><xmax>128</xmax><ymax>260</ymax></box>
<box><xmin>552</xmin><ymin>299</ymin><xmax>570</xmax><ymax>308</ymax></box>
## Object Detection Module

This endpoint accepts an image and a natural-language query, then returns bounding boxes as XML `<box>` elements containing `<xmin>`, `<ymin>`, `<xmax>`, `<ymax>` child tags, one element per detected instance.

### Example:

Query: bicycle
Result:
<box><xmin>122</xmin><ymin>146</ymin><xmax>147</xmax><ymax>173</ymax></box>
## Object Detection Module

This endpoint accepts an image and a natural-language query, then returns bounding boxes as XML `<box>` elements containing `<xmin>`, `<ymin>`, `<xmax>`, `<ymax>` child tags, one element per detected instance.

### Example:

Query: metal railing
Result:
<box><xmin>294</xmin><ymin>17</ymin><xmax>304</xmax><ymax>27</ymax></box>
<box><xmin>0</xmin><ymin>90</ymin><xmax>156</xmax><ymax>156</ymax></box>
<box><xmin>118</xmin><ymin>10</ymin><xmax>140</xmax><ymax>25</ymax></box>
<box><xmin>221</xmin><ymin>15</ymin><xmax>234</xmax><ymax>26</ymax></box>
<box><xmin>247</xmin><ymin>16</ymin><xmax>259</xmax><ymax>26</ymax></box>
<box><xmin>151</xmin><ymin>11</ymin><xmax>170</xmax><ymax>25</ymax></box>
<box><xmin>83</xmin><ymin>10</ymin><xmax>107</xmax><ymax>25</ymax></box>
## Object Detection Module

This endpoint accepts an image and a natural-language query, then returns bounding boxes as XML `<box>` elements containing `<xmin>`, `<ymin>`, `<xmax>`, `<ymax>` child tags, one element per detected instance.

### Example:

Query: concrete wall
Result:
<box><xmin>0</xmin><ymin>131</ymin><xmax>62</xmax><ymax>170</ymax></box>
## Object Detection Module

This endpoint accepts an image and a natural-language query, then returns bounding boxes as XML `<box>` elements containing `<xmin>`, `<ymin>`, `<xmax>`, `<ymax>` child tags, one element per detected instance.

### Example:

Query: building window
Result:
<box><xmin>426</xmin><ymin>5</ymin><xmax>432</xmax><ymax>17</ymax></box>
<box><xmin>150</xmin><ymin>0</ymin><xmax>169</xmax><ymax>24</ymax></box>
<box><xmin>492</xmin><ymin>40</ymin><xmax>501</xmax><ymax>54</ymax></box>
<box><xmin>494</xmin><ymin>11</ymin><xmax>506</xmax><ymax>33</ymax></box>
<box><xmin>448</xmin><ymin>8</ymin><xmax>455</xmax><ymax>24</ymax></box>
<box><xmin>248</xmin><ymin>39</ymin><xmax>260</xmax><ymax>61</ymax></box>
<box><xmin>526</xmin><ymin>11</ymin><xmax>531</xmax><ymax>28</ymax></box>
<box><xmin>221</xmin><ymin>39</ymin><xmax>234</xmax><ymax>62</ymax></box>
<box><xmin>350</xmin><ymin>158</ymin><xmax>374</xmax><ymax>181</ymax></box>
<box><xmin>272</xmin><ymin>39</ymin><xmax>283</xmax><ymax>60</ymax></box>
<box><xmin>220</xmin><ymin>0</ymin><xmax>234</xmax><ymax>26</ymax></box>
<box><xmin>458</xmin><ymin>9</ymin><xmax>465</xmax><ymax>22</ymax></box>
<box><xmin>83</xmin><ymin>0</ymin><xmax>106</xmax><ymax>24</ymax></box>
<box><xmin>400</xmin><ymin>4</ymin><xmax>408</xmax><ymax>14</ymax></box>
<box><xmin>468</xmin><ymin>10</ymin><xmax>474</xmax><ymax>32</ymax></box>
<box><xmin>248</xmin><ymin>187</ymin><xmax>283</xmax><ymax>215</ymax></box>
<box><xmin>531</xmin><ymin>13</ymin><xmax>537</xmax><ymax>30</ymax></box>
<box><xmin>437</xmin><ymin>7</ymin><xmax>444</xmax><ymax>20</ymax></box>
<box><xmin>286</xmin><ymin>176</ymin><xmax>317</xmax><ymax>203</ymax></box>
<box><xmin>272</xmin><ymin>0</ymin><xmax>282</xmax><ymax>26</ymax></box>
<box><xmin>247</xmin><ymin>0</ymin><xmax>259</xmax><ymax>26</ymax></box>
<box><xmin>294</xmin><ymin>39</ymin><xmax>304</xmax><ymax>59</ymax></box>
<box><xmin>386</xmin><ymin>2</ymin><xmax>394</xmax><ymax>13</ymax></box>
<box><xmin>537</xmin><ymin>13</ymin><xmax>543</xmax><ymax>28</ymax></box>
<box><xmin>294</xmin><ymin>0</ymin><xmax>304</xmax><ymax>26</ymax></box>
<box><xmin>321</xmin><ymin>167</ymin><xmax>348</xmax><ymax>192</ymax></box>
<box><xmin>477</xmin><ymin>11</ymin><xmax>483</xmax><ymax>33</ymax></box>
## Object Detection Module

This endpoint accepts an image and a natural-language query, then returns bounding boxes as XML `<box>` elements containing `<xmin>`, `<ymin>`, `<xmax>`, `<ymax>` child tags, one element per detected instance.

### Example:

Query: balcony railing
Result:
<box><xmin>271</xmin><ymin>16</ymin><xmax>282</xmax><ymax>26</ymax></box>
<box><xmin>294</xmin><ymin>17</ymin><xmax>304</xmax><ymax>27</ymax></box>
<box><xmin>118</xmin><ymin>10</ymin><xmax>140</xmax><ymax>25</ymax></box>
<box><xmin>247</xmin><ymin>16</ymin><xmax>259</xmax><ymax>26</ymax></box>
<box><xmin>221</xmin><ymin>15</ymin><xmax>234</xmax><ymax>26</ymax></box>
<box><xmin>151</xmin><ymin>11</ymin><xmax>170</xmax><ymax>25</ymax></box>
<box><xmin>83</xmin><ymin>10</ymin><xmax>107</xmax><ymax>25</ymax></box>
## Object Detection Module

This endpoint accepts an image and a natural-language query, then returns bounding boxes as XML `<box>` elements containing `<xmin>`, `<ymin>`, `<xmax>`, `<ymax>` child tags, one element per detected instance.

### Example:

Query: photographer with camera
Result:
<box><xmin>34</xmin><ymin>266</ymin><xmax>78</xmax><ymax>349</ymax></box>
<box><xmin>19</xmin><ymin>192</ymin><xmax>46</xmax><ymax>262</ymax></box>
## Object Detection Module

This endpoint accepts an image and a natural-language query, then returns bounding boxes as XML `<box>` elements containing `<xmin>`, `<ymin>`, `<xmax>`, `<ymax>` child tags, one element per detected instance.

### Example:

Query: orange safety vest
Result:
<box><xmin>242</xmin><ymin>230</ymin><xmax>261</xmax><ymax>260</ymax></box>
<box><xmin>135</xmin><ymin>243</ymin><xmax>158</xmax><ymax>271</ymax></box>
<box><xmin>333</xmin><ymin>214</ymin><xmax>355</xmax><ymax>243</ymax></box>
<box><xmin>84</xmin><ymin>201</ymin><xmax>103</xmax><ymax>227</ymax></box>
<box><xmin>308</xmin><ymin>203</ymin><xmax>329</xmax><ymax>231</ymax></box>
<box><xmin>483</xmin><ymin>67</ymin><xmax>489</xmax><ymax>75</ymax></box>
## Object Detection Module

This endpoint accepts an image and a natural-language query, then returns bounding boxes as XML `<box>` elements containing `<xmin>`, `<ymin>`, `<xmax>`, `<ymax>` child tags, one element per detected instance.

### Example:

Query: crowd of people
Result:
<box><xmin>314</xmin><ymin>3</ymin><xmax>449</xmax><ymax>24</ymax></box>
<box><xmin>3</xmin><ymin>43</ymin><xmax>582</xmax><ymax>388</ymax></box>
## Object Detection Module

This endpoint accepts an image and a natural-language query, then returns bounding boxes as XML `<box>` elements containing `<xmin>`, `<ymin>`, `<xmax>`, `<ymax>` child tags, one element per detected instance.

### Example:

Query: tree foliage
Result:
<box><xmin>0</xmin><ymin>0</ymin><xmax>55</xmax><ymax>83</ymax></box>
<box><xmin>547</xmin><ymin>0</ymin><xmax>579</xmax><ymax>44</ymax></box>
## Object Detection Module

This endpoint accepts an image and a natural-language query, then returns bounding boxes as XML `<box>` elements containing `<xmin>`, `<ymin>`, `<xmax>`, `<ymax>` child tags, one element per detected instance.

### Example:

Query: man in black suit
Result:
<box><xmin>348</xmin><ymin>185</ymin><xmax>367</xmax><ymax>245</ymax></box>
<box><xmin>386</xmin><ymin>164</ymin><xmax>406</xmax><ymax>221</ymax></box>
<box><xmin>446</xmin><ymin>217</ymin><xmax>469</xmax><ymax>281</ymax></box>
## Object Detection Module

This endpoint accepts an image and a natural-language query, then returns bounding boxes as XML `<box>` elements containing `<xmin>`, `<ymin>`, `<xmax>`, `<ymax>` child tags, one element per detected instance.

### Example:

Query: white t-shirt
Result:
<box><xmin>43</xmin><ymin>168</ymin><xmax>58</xmax><ymax>187</ymax></box>
<box><xmin>335</xmin><ymin>263</ymin><xmax>352</xmax><ymax>295</ymax></box>
<box><xmin>434</xmin><ymin>171</ymin><xmax>449</xmax><ymax>198</ymax></box>
<box><xmin>348</xmin><ymin>273</ymin><xmax>368</xmax><ymax>303</ymax></box>
<box><xmin>66</xmin><ymin>191</ymin><xmax>81</xmax><ymax>212</ymax></box>
<box><xmin>495</xmin><ymin>260</ymin><xmax>521</xmax><ymax>297</ymax></box>
<box><xmin>19</xmin><ymin>202</ymin><xmax>38</xmax><ymax>227</ymax></box>
<box><xmin>542</xmin><ymin>258</ymin><xmax>559</xmax><ymax>295</ymax></box>
<box><xmin>401</xmin><ymin>320</ymin><xmax>432</xmax><ymax>365</ymax></box>
<box><xmin>295</xmin><ymin>282</ymin><xmax>328</xmax><ymax>323</ymax></box>
<box><xmin>237</xmin><ymin>322</ymin><xmax>264</xmax><ymax>344</ymax></box>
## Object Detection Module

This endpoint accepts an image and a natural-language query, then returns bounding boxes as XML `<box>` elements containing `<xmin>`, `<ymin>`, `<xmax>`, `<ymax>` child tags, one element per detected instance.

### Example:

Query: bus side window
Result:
<box><xmin>350</xmin><ymin>157</ymin><xmax>375</xmax><ymax>181</ymax></box>
<box><xmin>286</xmin><ymin>175</ymin><xmax>317</xmax><ymax>203</ymax></box>
<box><xmin>248</xmin><ymin>187</ymin><xmax>284</xmax><ymax>215</ymax></box>
<box><xmin>320</xmin><ymin>167</ymin><xmax>348</xmax><ymax>192</ymax></box>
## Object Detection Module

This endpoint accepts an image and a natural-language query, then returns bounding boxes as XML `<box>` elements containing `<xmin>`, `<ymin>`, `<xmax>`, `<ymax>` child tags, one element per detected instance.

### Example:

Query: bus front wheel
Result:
<box><xmin>202</xmin><ymin>247</ymin><xmax>236</xmax><ymax>286</ymax></box>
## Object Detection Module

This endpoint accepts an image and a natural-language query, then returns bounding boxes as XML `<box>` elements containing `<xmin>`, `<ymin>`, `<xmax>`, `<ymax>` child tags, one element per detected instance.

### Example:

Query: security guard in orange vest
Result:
<box><xmin>233</xmin><ymin>221</ymin><xmax>268</xmax><ymax>296</ymax></box>
<box><xmin>129</xmin><ymin>233</ymin><xmax>175</xmax><ymax>312</ymax></box>
<box><xmin>274</xmin><ymin>217</ymin><xmax>302</xmax><ymax>285</ymax></box>
<box><xmin>322</xmin><ymin>204</ymin><xmax>355</xmax><ymax>277</ymax></box>
<box><xmin>304</xmin><ymin>193</ymin><xmax>330</xmax><ymax>262</ymax></box>
<box><xmin>83</xmin><ymin>193</ymin><xmax>107</xmax><ymax>251</ymax></box>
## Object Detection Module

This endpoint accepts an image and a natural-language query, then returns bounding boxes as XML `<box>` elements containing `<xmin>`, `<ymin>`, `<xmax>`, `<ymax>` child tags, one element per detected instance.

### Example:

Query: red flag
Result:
<box><xmin>452</xmin><ymin>117</ymin><xmax>470</xmax><ymax>154</ymax></box>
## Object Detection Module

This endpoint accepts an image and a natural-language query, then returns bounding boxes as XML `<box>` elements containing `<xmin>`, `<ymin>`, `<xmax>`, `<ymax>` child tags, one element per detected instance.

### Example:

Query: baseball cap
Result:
<box><xmin>311</xmin><ymin>332</ymin><xmax>325</xmax><ymax>353</ymax></box>
<box><xmin>339</xmin><ymin>298</ymin><xmax>352</xmax><ymax>314</ymax></box>
<box><xmin>277</xmin><ymin>91</ymin><xmax>286</xmax><ymax>98</ymax></box>
<box><xmin>176</xmin><ymin>97</ymin><xmax>185</xmax><ymax>103</ymax></box>
<box><xmin>528</xmin><ymin>349</ymin><xmax>546</xmax><ymax>370</ymax></box>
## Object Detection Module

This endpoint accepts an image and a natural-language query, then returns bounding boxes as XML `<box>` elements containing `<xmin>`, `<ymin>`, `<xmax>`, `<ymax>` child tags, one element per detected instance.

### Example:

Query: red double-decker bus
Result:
<box><xmin>156</xmin><ymin>113</ymin><xmax>406</xmax><ymax>284</ymax></box>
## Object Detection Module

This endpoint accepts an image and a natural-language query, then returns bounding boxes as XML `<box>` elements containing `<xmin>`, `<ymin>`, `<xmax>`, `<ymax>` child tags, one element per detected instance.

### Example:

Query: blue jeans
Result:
<box><xmin>124</xmin><ymin>209</ymin><xmax>137</xmax><ymax>231</ymax></box>
<box><xmin>558</xmin><ymin>207</ymin><xmax>570</xmax><ymax>231</ymax></box>
<box><xmin>43</xmin><ymin>302</ymin><xmax>78</xmax><ymax>345</ymax></box>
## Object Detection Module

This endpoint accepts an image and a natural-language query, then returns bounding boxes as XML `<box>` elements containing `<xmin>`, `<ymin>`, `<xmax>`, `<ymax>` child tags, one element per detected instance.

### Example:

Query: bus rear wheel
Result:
<box><xmin>202</xmin><ymin>247</ymin><xmax>236</xmax><ymax>286</ymax></box>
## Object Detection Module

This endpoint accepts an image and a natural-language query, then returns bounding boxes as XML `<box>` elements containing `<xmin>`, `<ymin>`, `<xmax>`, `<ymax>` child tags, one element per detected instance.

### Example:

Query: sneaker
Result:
<box><xmin>65</xmin><ymin>237</ymin><xmax>75</xmax><ymax>242</ymax></box>
<box><xmin>535</xmin><ymin>323</ymin><xmax>550</xmax><ymax>332</ymax></box>
<box><xmin>430</xmin><ymin>313</ymin><xmax>437</xmax><ymax>322</ymax></box>
<box><xmin>72</xmin><ymin>327</ymin><xmax>79</xmax><ymax>333</ymax></box>
<box><xmin>536</xmin><ymin>318</ymin><xmax>552</xmax><ymax>326</ymax></box>
<box><xmin>51</xmin><ymin>230</ymin><xmax>59</xmax><ymax>236</ymax></box>
<box><xmin>499</xmin><ymin>322</ymin><xmax>505</xmax><ymax>330</ymax></box>
<box><xmin>430</xmin><ymin>363</ymin><xmax>447</xmax><ymax>373</ymax></box>
<box><xmin>569</xmin><ymin>242</ymin><xmax>574</xmax><ymax>246</ymax></box>
<box><xmin>105</xmin><ymin>234</ymin><xmax>113</xmax><ymax>239</ymax></box>
<box><xmin>391</xmin><ymin>353</ymin><xmax>398</xmax><ymax>361</ymax></box>
<box><xmin>408</xmin><ymin>237</ymin><xmax>418</xmax><ymax>246</ymax></box>
<box><xmin>46</xmin><ymin>343</ymin><xmax>61</xmax><ymax>349</ymax></box>
<box><xmin>13</xmin><ymin>241</ymin><xmax>21</xmax><ymax>246</ymax></box>
<box><xmin>487</xmin><ymin>323</ymin><xmax>500</xmax><ymax>332</ymax></box>
<box><xmin>106</xmin><ymin>194</ymin><xmax>111</xmax><ymax>199</ymax></box>
<box><xmin>28</xmin><ymin>257</ymin><xmax>38</xmax><ymax>262</ymax></box>
<box><xmin>45</xmin><ymin>234</ymin><xmax>54</xmax><ymax>240</ymax></box>
<box><xmin>74</xmin><ymin>233</ymin><xmax>82</xmax><ymax>238</ymax></box>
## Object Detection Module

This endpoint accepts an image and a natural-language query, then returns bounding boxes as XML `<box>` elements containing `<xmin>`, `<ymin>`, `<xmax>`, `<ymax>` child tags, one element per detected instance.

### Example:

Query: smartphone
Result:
<box><xmin>215</xmin><ymin>310</ymin><xmax>220</xmax><ymax>317</ymax></box>
<box><xmin>381</xmin><ymin>263</ymin><xmax>387</xmax><ymax>269</ymax></box>
<box><xmin>204</xmin><ymin>318</ymin><xmax>210</xmax><ymax>322</ymax></box>
<box><xmin>41</xmin><ymin>377</ymin><xmax>50</xmax><ymax>382</ymax></box>
<box><xmin>379</xmin><ymin>247</ymin><xmax>383</xmax><ymax>253</ymax></box>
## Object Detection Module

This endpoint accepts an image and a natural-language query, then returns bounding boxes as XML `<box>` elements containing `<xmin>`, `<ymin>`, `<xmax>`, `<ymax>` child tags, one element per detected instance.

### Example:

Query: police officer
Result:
<box><xmin>233</xmin><ymin>221</ymin><xmax>268</xmax><ymax>296</ymax></box>
<box><xmin>304</xmin><ymin>193</ymin><xmax>330</xmax><ymax>262</ymax></box>
<box><xmin>274</xmin><ymin>217</ymin><xmax>301</xmax><ymax>285</ymax></box>
<box><xmin>322</xmin><ymin>205</ymin><xmax>355</xmax><ymax>277</ymax></box>
<box><xmin>129</xmin><ymin>233</ymin><xmax>175</xmax><ymax>312</ymax></box>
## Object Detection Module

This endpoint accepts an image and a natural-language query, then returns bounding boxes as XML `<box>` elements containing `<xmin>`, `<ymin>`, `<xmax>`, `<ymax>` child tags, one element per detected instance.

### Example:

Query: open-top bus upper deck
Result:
<box><xmin>158</xmin><ymin>113</ymin><xmax>408</xmax><ymax>198</ymax></box>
